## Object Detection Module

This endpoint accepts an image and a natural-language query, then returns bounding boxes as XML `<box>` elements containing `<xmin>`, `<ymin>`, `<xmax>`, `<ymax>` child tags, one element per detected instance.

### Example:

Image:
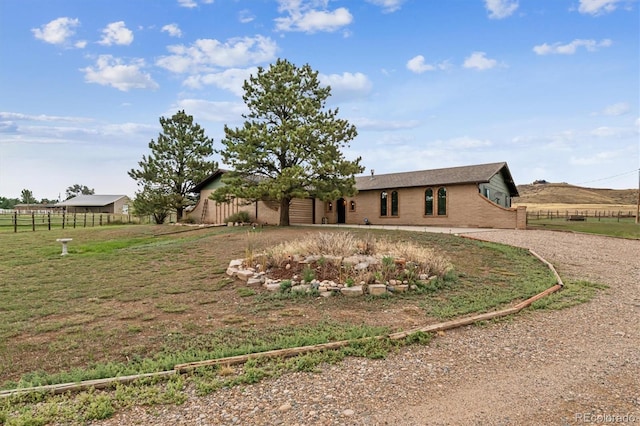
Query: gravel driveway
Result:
<box><xmin>97</xmin><ymin>229</ymin><xmax>640</xmax><ymax>426</ymax></box>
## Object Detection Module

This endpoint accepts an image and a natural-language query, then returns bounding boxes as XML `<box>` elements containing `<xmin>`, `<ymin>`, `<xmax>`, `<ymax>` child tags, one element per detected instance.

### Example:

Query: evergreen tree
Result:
<box><xmin>214</xmin><ymin>59</ymin><xmax>363</xmax><ymax>226</ymax></box>
<box><xmin>129</xmin><ymin>110</ymin><xmax>216</xmax><ymax>220</ymax></box>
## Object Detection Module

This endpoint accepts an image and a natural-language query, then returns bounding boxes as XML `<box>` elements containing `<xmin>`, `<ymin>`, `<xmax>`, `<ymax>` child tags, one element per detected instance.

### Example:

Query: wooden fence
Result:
<box><xmin>527</xmin><ymin>209</ymin><xmax>636</xmax><ymax>221</ymax></box>
<box><xmin>0</xmin><ymin>212</ymin><xmax>177</xmax><ymax>232</ymax></box>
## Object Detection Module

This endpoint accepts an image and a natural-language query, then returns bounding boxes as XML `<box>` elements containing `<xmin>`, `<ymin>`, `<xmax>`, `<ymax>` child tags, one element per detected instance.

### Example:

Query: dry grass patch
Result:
<box><xmin>258</xmin><ymin>232</ymin><xmax>451</xmax><ymax>283</ymax></box>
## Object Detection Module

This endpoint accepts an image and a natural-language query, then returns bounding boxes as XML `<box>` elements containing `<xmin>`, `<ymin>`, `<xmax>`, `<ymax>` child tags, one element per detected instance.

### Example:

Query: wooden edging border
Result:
<box><xmin>0</xmin><ymin>247</ymin><xmax>563</xmax><ymax>399</ymax></box>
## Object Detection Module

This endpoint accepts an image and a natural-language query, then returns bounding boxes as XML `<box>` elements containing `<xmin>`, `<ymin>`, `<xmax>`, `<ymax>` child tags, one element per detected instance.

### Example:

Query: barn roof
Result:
<box><xmin>56</xmin><ymin>195</ymin><xmax>128</xmax><ymax>207</ymax></box>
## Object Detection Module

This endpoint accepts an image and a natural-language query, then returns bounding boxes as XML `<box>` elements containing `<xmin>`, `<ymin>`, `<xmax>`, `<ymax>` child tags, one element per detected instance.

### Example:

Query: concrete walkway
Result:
<box><xmin>300</xmin><ymin>223</ymin><xmax>503</xmax><ymax>235</ymax></box>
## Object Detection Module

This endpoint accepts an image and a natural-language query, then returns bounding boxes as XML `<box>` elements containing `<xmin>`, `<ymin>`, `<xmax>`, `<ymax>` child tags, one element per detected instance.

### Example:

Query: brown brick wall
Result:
<box><xmin>340</xmin><ymin>184</ymin><xmax>520</xmax><ymax>229</ymax></box>
<box><xmin>191</xmin><ymin>182</ymin><xmax>523</xmax><ymax>229</ymax></box>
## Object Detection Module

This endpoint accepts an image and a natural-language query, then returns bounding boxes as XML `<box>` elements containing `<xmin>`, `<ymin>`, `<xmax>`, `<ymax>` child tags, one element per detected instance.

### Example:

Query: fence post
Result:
<box><xmin>13</xmin><ymin>211</ymin><xmax>17</xmax><ymax>233</ymax></box>
<box><xmin>62</xmin><ymin>212</ymin><xmax>66</xmax><ymax>229</ymax></box>
<box><xmin>99</xmin><ymin>214</ymin><xmax>103</xmax><ymax>226</ymax></box>
<box><xmin>32</xmin><ymin>212</ymin><xmax>35</xmax><ymax>231</ymax></box>
<box><xmin>84</xmin><ymin>213</ymin><xmax>87</xmax><ymax>228</ymax></box>
<box><xmin>48</xmin><ymin>212</ymin><xmax>51</xmax><ymax>230</ymax></box>
<box><xmin>92</xmin><ymin>214</ymin><xmax>95</xmax><ymax>227</ymax></box>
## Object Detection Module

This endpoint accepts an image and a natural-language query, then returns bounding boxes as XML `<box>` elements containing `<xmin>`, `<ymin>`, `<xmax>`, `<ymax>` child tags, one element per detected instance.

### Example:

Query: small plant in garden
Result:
<box><xmin>345</xmin><ymin>277</ymin><xmax>355</xmax><ymax>287</ymax></box>
<box><xmin>279</xmin><ymin>280</ymin><xmax>293</xmax><ymax>293</ymax></box>
<box><xmin>381</xmin><ymin>256</ymin><xmax>396</xmax><ymax>281</ymax></box>
<box><xmin>302</xmin><ymin>266</ymin><xmax>315</xmax><ymax>283</ymax></box>
<box><xmin>401</xmin><ymin>262</ymin><xmax>419</xmax><ymax>284</ymax></box>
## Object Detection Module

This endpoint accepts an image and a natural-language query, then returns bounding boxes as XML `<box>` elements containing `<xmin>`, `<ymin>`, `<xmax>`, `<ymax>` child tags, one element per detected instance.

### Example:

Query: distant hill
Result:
<box><xmin>514</xmin><ymin>183</ymin><xmax>638</xmax><ymax>205</ymax></box>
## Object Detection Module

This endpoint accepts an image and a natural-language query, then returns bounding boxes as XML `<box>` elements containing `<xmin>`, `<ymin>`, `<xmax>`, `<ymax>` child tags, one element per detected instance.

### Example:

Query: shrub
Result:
<box><xmin>224</xmin><ymin>211</ymin><xmax>251</xmax><ymax>223</ymax></box>
<box><xmin>279</xmin><ymin>280</ymin><xmax>293</xmax><ymax>293</ymax></box>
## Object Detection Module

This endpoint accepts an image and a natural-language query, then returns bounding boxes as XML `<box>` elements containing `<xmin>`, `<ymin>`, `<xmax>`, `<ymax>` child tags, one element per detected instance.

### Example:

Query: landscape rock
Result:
<box><xmin>340</xmin><ymin>286</ymin><xmax>363</xmax><ymax>297</ymax></box>
<box><xmin>368</xmin><ymin>284</ymin><xmax>387</xmax><ymax>296</ymax></box>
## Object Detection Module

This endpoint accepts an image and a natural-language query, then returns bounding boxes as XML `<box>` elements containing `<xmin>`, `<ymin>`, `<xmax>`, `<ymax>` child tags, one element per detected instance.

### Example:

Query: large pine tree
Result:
<box><xmin>214</xmin><ymin>59</ymin><xmax>363</xmax><ymax>226</ymax></box>
<box><xmin>129</xmin><ymin>110</ymin><xmax>216</xmax><ymax>220</ymax></box>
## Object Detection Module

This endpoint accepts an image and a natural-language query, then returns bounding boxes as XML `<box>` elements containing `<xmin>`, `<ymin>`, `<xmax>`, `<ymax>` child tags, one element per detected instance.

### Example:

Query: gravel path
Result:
<box><xmin>97</xmin><ymin>230</ymin><xmax>640</xmax><ymax>426</ymax></box>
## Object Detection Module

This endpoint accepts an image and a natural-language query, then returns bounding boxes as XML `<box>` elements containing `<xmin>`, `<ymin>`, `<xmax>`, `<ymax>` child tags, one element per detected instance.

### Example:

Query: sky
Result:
<box><xmin>1</xmin><ymin>0</ymin><xmax>639</xmax><ymax>201</ymax></box>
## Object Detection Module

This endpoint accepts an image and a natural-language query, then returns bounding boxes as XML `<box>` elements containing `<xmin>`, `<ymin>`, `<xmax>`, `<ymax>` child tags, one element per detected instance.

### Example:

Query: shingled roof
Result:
<box><xmin>355</xmin><ymin>162</ymin><xmax>518</xmax><ymax>196</ymax></box>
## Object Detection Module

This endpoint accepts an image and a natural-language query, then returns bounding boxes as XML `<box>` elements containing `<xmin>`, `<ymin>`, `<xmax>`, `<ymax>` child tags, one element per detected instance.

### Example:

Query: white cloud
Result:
<box><xmin>533</xmin><ymin>38</ymin><xmax>612</xmax><ymax>55</ymax></box>
<box><xmin>578</xmin><ymin>0</ymin><xmax>622</xmax><ymax>15</ymax></box>
<box><xmin>570</xmin><ymin>150</ymin><xmax>619</xmax><ymax>165</ymax></box>
<box><xmin>484</xmin><ymin>0</ymin><xmax>519</xmax><ymax>19</ymax></box>
<box><xmin>350</xmin><ymin>117</ymin><xmax>420</xmax><ymax>131</ymax></box>
<box><xmin>81</xmin><ymin>55</ymin><xmax>159</xmax><ymax>91</ymax></box>
<box><xmin>98</xmin><ymin>21</ymin><xmax>134</xmax><ymax>46</ymax></box>
<box><xmin>319</xmin><ymin>72</ymin><xmax>372</xmax><ymax>101</ymax></box>
<box><xmin>183</xmin><ymin>67</ymin><xmax>257</xmax><ymax>96</ymax></box>
<box><xmin>463</xmin><ymin>51</ymin><xmax>498</xmax><ymax>70</ymax></box>
<box><xmin>75</xmin><ymin>40</ymin><xmax>88</xmax><ymax>49</ymax></box>
<box><xmin>32</xmin><ymin>17</ymin><xmax>80</xmax><ymax>45</ymax></box>
<box><xmin>366</xmin><ymin>0</ymin><xmax>406</xmax><ymax>13</ymax></box>
<box><xmin>602</xmin><ymin>102</ymin><xmax>630</xmax><ymax>116</ymax></box>
<box><xmin>590</xmin><ymin>126</ymin><xmax>617</xmax><ymax>137</ymax></box>
<box><xmin>178</xmin><ymin>0</ymin><xmax>214</xmax><ymax>8</ymax></box>
<box><xmin>161</xmin><ymin>23</ymin><xmax>183</xmax><ymax>38</ymax></box>
<box><xmin>156</xmin><ymin>35</ymin><xmax>278</xmax><ymax>73</ymax></box>
<box><xmin>0</xmin><ymin>112</ymin><xmax>92</xmax><ymax>123</ymax></box>
<box><xmin>447</xmin><ymin>136</ymin><xmax>493</xmax><ymax>149</ymax></box>
<box><xmin>239</xmin><ymin>9</ymin><xmax>255</xmax><ymax>23</ymax></box>
<box><xmin>171</xmin><ymin>99</ymin><xmax>248</xmax><ymax>123</ymax></box>
<box><xmin>275</xmin><ymin>0</ymin><xmax>353</xmax><ymax>33</ymax></box>
<box><xmin>406</xmin><ymin>55</ymin><xmax>450</xmax><ymax>73</ymax></box>
<box><xmin>102</xmin><ymin>122</ymin><xmax>156</xmax><ymax>135</ymax></box>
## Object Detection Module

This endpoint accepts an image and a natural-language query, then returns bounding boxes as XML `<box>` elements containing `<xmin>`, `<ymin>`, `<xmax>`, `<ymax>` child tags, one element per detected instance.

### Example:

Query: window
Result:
<box><xmin>350</xmin><ymin>200</ymin><xmax>356</xmax><ymax>211</ymax></box>
<box><xmin>391</xmin><ymin>191</ymin><xmax>399</xmax><ymax>216</ymax></box>
<box><xmin>437</xmin><ymin>187</ymin><xmax>447</xmax><ymax>216</ymax></box>
<box><xmin>380</xmin><ymin>191</ymin><xmax>387</xmax><ymax>216</ymax></box>
<box><xmin>425</xmin><ymin>189</ymin><xmax>433</xmax><ymax>216</ymax></box>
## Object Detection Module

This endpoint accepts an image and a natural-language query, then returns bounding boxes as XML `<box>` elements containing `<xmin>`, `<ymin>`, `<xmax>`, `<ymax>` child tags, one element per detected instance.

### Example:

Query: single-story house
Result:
<box><xmin>188</xmin><ymin>162</ymin><xmax>526</xmax><ymax>229</ymax></box>
<box><xmin>56</xmin><ymin>195</ymin><xmax>130</xmax><ymax>214</ymax></box>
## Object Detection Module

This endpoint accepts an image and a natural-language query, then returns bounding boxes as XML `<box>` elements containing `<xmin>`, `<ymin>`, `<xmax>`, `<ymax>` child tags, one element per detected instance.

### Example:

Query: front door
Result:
<box><xmin>337</xmin><ymin>198</ymin><xmax>346</xmax><ymax>223</ymax></box>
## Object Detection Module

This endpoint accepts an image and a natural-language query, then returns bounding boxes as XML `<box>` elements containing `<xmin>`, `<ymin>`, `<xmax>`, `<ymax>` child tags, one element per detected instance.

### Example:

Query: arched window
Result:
<box><xmin>391</xmin><ymin>191</ymin><xmax>399</xmax><ymax>216</ymax></box>
<box><xmin>437</xmin><ymin>187</ymin><xmax>447</xmax><ymax>216</ymax></box>
<box><xmin>380</xmin><ymin>191</ymin><xmax>388</xmax><ymax>216</ymax></box>
<box><xmin>425</xmin><ymin>188</ymin><xmax>434</xmax><ymax>216</ymax></box>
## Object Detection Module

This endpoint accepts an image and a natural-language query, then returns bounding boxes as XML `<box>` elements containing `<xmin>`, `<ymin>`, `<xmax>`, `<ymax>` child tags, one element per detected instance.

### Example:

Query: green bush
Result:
<box><xmin>224</xmin><ymin>211</ymin><xmax>251</xmax><ymax>223</ymax></box>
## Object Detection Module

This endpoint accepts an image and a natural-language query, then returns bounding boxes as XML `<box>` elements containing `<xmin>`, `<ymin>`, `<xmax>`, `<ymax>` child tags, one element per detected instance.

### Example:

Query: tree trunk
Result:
<box><xmin>279</xmin><ymin>197</ymin><xmax>291</xmax><ymax>226</ymax></box>
<box><xmin>176</xmin><ymin>207</ymin><xmax>184</xmax><ymax>222</ymax></box>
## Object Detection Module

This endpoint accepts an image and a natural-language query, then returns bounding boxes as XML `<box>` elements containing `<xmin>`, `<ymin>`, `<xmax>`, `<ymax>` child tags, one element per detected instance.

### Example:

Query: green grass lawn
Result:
<box><xmin>0</xmin><ymin>224</ymin><xmax>603</xmax><ymax>425</ymax></box>
<box><xmin>527</xmin><ymin>217</ymin><xmax>639</xmax><ymax>239</ymax></box>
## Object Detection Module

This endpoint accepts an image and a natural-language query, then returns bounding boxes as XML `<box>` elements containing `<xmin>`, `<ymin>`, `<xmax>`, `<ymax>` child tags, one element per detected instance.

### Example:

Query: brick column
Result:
<box><xmin>516</xmin><ymin>206</ymin><xmax>527</xmax><ymax>229</ymax></box>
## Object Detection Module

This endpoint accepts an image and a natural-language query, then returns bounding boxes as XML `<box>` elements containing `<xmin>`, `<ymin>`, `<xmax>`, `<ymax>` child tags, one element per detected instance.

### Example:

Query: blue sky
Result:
<box><xmin>1</xmin><ymin>0</ymin><xmax>638</xmax><ymax>201</ymax></box>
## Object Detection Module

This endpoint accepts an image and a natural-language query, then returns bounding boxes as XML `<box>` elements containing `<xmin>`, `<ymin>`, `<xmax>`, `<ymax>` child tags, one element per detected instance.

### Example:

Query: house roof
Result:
<box><xmin>192</xmin><ymin>162</ymin><xmax>519</xmax><ymax>197</ymax></box>
<box><xmin>191</xmin><ymin>169</ymin><xmax>230</xmax><ymax>193</ymax></box>
<box><xmin>56</xmin><ymin>195</ymin><xmax>128</xmax><ymax>207</ymax></box>
<box><xmin>355</xmin><ymin>162</ymin><xmax>519</xmax><ymax>196</ymax></box>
